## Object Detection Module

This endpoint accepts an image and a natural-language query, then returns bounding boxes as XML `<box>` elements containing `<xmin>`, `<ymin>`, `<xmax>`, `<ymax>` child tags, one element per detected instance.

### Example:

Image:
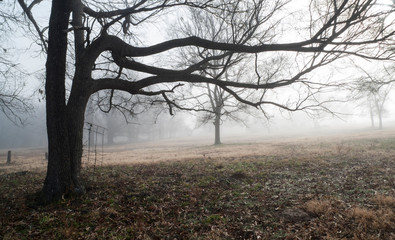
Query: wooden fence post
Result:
<box><xmin>6</xmin><ymin>151</ymin><xmax>11</xmax><ymax>164</ymax></box>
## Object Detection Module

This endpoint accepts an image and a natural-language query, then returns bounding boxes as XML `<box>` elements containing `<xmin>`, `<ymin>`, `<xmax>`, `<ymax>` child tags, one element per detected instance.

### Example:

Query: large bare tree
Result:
<box><xmin>17</xmin><ymin>0</ymin><xmax>395</xmax><ymax>202</ymax></box>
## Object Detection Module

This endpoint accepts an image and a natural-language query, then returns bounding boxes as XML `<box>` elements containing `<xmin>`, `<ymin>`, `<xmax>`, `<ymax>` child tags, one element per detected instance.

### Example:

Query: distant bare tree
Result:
<box><xmin>174</xmin><ymin>8</ymin><xmax>267</xmax><ymax>145</ymax></box>
<box><xmin>0</xmin><ymin>1</ymin><xmax>32</xmax><ymax>125</ymax></box>
<box><xmin>349</xmin><ymin>66</ymin><xmax>393</xmax><ymax>129</ymax></box>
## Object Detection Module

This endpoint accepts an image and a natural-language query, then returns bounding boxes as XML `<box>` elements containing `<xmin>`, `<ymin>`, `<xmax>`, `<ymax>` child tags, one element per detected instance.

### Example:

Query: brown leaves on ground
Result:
<box><xmin>1</xmin><ymin>135</ymin><xmax>395</xmax><ymax>239</ymax></box>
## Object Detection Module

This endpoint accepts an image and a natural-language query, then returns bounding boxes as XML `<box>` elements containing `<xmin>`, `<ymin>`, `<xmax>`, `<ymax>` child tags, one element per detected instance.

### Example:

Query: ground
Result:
<box><xmin>0</xmin><ymin>129</ymin><xmax>394</xmax><ymax>239</ymax></box>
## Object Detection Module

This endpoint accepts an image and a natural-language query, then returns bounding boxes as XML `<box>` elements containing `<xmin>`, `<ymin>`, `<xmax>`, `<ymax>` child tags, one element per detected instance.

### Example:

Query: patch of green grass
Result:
<box><xmin>202</xmin><ymin>214</ymin><xmax>224</xmax><ymax>225</ymax></box>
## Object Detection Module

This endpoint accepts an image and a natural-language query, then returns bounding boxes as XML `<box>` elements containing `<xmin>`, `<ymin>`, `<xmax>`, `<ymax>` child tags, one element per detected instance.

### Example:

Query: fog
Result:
<box><xmin>1</xmin><ymin>95</ymin><xmax>394</xmax><ymax>150</ymax></box>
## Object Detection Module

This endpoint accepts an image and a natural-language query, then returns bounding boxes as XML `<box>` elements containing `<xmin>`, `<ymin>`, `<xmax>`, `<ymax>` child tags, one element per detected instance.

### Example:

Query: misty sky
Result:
<box><xmin>1</xmin><ymin>0</ymin><xmax>395</xmax><ymax>149</ymax></box>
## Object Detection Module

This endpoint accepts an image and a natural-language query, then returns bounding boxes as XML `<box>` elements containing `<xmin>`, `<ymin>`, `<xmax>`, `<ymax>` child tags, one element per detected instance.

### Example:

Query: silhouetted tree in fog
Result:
<box><xmin>175</xmin><ymin>8</ymin><xmax>264</xmax><ymax>145</ymax></box>
<box><xmin>349</xmin><ymin>65</ymin><xmax>393</xmax><ymax>129</ymax></box>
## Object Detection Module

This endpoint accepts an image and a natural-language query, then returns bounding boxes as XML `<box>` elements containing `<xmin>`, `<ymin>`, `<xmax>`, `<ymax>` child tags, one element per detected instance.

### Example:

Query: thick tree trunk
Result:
<box><xmin>214</xmin><ymin>112</ymin><xmax>221</xmax><ymax>145</ymax></box>
<box><xmin>42</xmin><ymin>0</ymin><xmax>72</xmax><ymax>203</ymax></box>
<box><xmin>43</xmin><ymin>85</ymin><xmax>88</xmax><ymax>203</ymax></box>
<box><xmin>41</xmin><ymin>0</ymin><xmax>93</xmax><ymax>203</ymax></box>
<box><xmin>43</xmin><ymin>102</ymin><xmax>87</xmax><ymax>203</ymax></box>
<box><xmin>42</xmin><ymin>0</ymin><xmax>89</xmax><ymax>202</ymax></box>
<box><xmin>66</xmin><ymin>90</ymin><xmax>89</xmax><ymax>195</ymax></box>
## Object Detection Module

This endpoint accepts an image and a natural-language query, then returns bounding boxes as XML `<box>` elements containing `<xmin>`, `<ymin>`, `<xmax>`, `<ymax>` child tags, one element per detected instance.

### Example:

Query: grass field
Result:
<box><xmin>1</xmin><ymin>129</ymin><xmax>394</xmax><ymax>239</ymax></box>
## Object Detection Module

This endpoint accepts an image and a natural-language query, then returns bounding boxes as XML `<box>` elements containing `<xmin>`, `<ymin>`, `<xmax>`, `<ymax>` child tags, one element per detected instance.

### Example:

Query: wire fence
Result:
<box><xmin>82</xmin><ymin>122</ymin><xmax>106</xmax><ymax>171</ymax></box>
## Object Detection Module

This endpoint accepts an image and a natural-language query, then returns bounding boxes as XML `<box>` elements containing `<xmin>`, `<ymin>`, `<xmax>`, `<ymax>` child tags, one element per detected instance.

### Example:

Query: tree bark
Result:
<box><xmin>41</xmin><ymin>0</ymin><xmax>75</xmax><ymax>203</ymax></box>
<box><xmin>66</xmin><ymin>90</ymin><xmax>89</xmax><ymax>194</ymax></box>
